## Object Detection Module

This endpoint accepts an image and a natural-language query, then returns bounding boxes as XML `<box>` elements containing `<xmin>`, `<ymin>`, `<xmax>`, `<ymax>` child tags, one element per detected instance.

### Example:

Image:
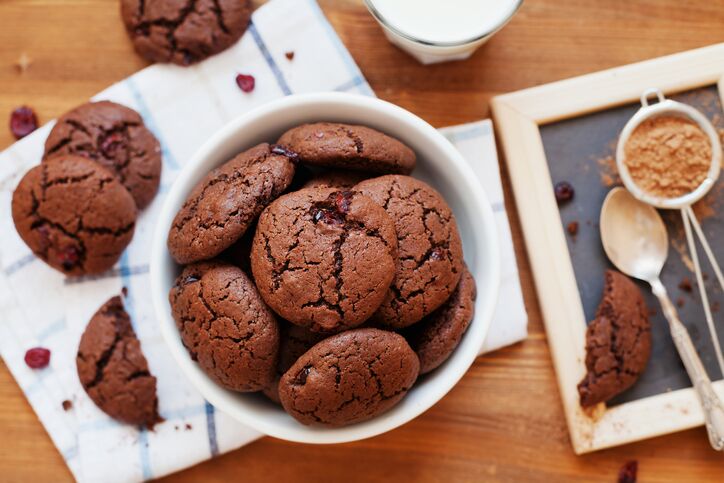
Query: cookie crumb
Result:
<box><xmin>676</xmin><ymin>297</ymin><xmax>685</xmax><ymax>308</ymax></box>
<box><xmin>185</xmin><ymin>423</ymin><xmax>192</xmax><ymax>430</ymax></box>
<box><xmin>678</xmin><ymin>277</ymin><xmax>693</xmax><ymax>293</ymax></box>
<box><xmin>617</xmin><ymin>460</ymin><xmax>638</xmax><ymax>483</ymax></box>
<box><xmin>121</xmin><ymin>287</ymin><xmax>128</xmax><ymax>297</ymax></box>
<box><xmin>285</xmin><ymin>51</ymin><xmax>295</xmax><ymax>61</ymax></box>
<box><xmin>712</xmin><ymin>301</ymin><xmax>720</xmax><ymax>313</ymax></box>
<box><xmin>567</xmin><ymin>221</ymin><xmax>579</xmax><ymax>237</ymax></box>
<box><xmin>62</xmin><ymin>400</ymin><xmax>73</xmax><ymax>411</ymax></box>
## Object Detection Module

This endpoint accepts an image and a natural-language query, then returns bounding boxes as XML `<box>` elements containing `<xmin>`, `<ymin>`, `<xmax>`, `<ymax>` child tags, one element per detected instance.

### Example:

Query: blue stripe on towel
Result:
<box><xmin>125</xmin><ymin>78</ymin><xmax>180</xmax><ymax>170</ymax></box>
<box><xmin>3</xmin><ymin>253</ymin><xmax>36</xmax><ymax>276</ymax></box>
<box><xmin>306</xmin><ymin>0</ymin><xmax>374</xmax><ymax>96</ymax></box>
<box><xmin>138</xmin><ymin>429</ymin><xmax>153</xmax><ymax>480</ymax></box>
<box><xmin>205</xmin><ymin>401</ymin><xmax>220</xmax><ymax>457</ymax></box>
<box><xmin>248</xmin><ymin>22</ymin><xmax>293</xmax><ymax>96</ymax></box>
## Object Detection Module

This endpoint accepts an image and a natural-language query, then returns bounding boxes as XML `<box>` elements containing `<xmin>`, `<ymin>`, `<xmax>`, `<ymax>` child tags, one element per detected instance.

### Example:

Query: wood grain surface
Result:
<box><xmin>1</xmin><ymin>1</ymin><xmax>723</xmax><ymax>481</ymax></box>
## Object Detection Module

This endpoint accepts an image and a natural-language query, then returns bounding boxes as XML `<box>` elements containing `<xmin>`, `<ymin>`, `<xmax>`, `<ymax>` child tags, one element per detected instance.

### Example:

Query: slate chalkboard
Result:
<box><xmin>540</xmin><ymin>86</ymin><xmax>724</xmax><ymax>406</ymax></box>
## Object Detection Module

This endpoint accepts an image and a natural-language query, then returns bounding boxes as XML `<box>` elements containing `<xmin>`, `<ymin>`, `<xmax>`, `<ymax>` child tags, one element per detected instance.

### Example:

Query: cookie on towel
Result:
<box><xmin>12</xmin><ymin>155</ymin><xmax>137</xmax><ymax>276</ymax></box>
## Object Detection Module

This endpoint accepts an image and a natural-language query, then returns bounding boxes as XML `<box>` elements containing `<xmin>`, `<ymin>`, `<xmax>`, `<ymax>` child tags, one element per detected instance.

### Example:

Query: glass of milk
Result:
<box><xmin>364</xmin><ymin>0</ymin><xmax>523</xmax><ymax>64</ymax></box>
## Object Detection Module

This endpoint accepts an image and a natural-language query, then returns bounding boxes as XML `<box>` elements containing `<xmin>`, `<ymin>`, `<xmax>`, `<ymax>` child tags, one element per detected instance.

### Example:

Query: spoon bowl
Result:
<box><xmin>600</xmin><ymin>187</ymin><xmax>668</xmax><ymax>283</ymax></box>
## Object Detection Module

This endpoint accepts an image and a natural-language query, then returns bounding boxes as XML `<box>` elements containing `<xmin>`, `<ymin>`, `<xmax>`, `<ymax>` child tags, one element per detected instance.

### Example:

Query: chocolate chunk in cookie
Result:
<box><xmin>167</xmin><ymin>143</ymin><xmax>295</xmax><ymax>264</ymax></box>
<box><xmin>169</xmin><ymin>261</ymin><xmax>279</xmax><ymax>392</ymax></box>
<box><xmin>276</xmin><ymin>122</ymin><xmax>416</xmax><ymax>174</ymax></box>
<box><xmin>263</xmin><ymin>322</ymin><xmax>325</xmax><ymax>404</ymax></box>
<box><xmin>251</xmin><ymin>188</ymin><xmax>398</xmax><ymax>333</ymax></box>
<box><xmin>43</xmin><ymin>101</ymin><xmax>162</xmax><ymax>209</ymax></box>
<box><xmin>577</xmin><ymin>270</ymin><xmax>651</xmax><ymax>407</ymax></box>
<box><xmin>278</xmin><ymin>328</ymin><xmax>419</xmax><ymax>426</ymax></box>
<box><xmin>406</xmin><ymin>266</ymin><xmax>476</xmax><ymax>374</ymax></box>
<box><xmin>77</xmin><ymin>296</ymin><xmax>161</xmax><ymax>428</ymax></box>
<box><xmin>302</xmin><ymin>169</ymin><xmax>370</xmax><ymax>190</ymax></box>
<box><xmin>121</xmin><ymin>0</ymin><xmax>252</xmax><ymax>66</ymax></box>
<box><xmin>11</xmin><ymin>155</ymin><xmax>137</xmax><ymax>276</ymax></box>
<box><xmin>355</xmin><ymin>175</ymin><xmax>464</xmax><ymax>328</ymax></box>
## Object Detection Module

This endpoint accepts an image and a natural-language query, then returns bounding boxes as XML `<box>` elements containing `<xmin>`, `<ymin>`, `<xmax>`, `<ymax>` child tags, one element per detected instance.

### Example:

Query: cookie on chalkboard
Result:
<box><xmin>577</xmin><ymin>270</ymin><xmax>651</xmax><ymax>407</ymax></box>
<box><xmin>77</xmin><ymin>296</ymin><xmax>161</xmax><ymax>428</ymax></box>
<box><xmin>121</xmin><ymin>0</ymin><xmax>252</xmax><ymax>65</ymax></box>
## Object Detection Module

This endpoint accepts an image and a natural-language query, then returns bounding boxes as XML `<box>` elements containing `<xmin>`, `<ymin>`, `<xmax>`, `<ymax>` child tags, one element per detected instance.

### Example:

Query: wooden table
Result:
<box><xmin>1</xmin><ymin>1</ymin><xmax>723</xmax><ymax>481</ymax></box>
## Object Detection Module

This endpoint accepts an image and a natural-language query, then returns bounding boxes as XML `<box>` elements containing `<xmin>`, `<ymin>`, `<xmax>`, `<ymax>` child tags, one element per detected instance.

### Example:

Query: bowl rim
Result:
<box><xmin>150</xmin><ymin>92</ymin><xmax>500</xmax><ymax>444</ymax></box>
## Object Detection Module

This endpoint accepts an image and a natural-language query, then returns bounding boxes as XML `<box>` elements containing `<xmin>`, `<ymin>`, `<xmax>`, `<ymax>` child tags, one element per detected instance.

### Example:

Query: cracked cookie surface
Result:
<box><xmin>278</xmin><ymin>328</ymin><xmax>419</xmax><ymax>426</ymax></box>
<box><xmin>406</xmin><ymin>265</ymin><xmax>476</xmax><ymax>374</ymax></box>
<box><xmin>11</xmin><ymin>155</ymin><xmax>137</xmax><ymax>276</ymax></box>
<box><xmin>251</xmin><ymin>188</ymin><xmax>398</xmax><ymax>333</ymax></box>
<box><xmin>577</xmin><ymin>270</ymin><xmax>651</xmax><ymax>407</ymax></box>
<box><xmin>121</xmin><ymin>0</ymin><xmax>252</xmax><ymax>65</ymax></box>
<box><xmin>167</xmin><ymin>143</ymin><xmax>295</xmax><ymax>264</ymax></box>
<box><xmin>276</xmin><ymin>122</ymin><xmax>416</xmax><ymax>174</ymax></box>
<box><xmin>355</xmin><ymin>175</ymin><xmax>464</xmax><ymax>328</ymax></box>
<box><xmin>77</xmin><ymin>296</ymin><xmax>161</xmax><ymax>428</ymax></box>
<box><xmin>169</xmin><ymin>261</ymin><xmax>279</xmax><ymax>392</ymax></box>
<box><xmin>302</xmin><ymin>169</ymin><xmax>370</xmax><ymax>190</ymax></box>
<box><xmin>43</xmin><ymin>101</ymin><xmax>162</xmax><ymax>209</ymax></box>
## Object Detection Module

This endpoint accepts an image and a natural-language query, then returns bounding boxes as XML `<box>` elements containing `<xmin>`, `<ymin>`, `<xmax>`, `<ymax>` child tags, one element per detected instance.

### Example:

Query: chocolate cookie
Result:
<box><xmin>169</xmin><ymin>261</ymin><xmax>279</xmax><ymax>392</ymax></box>
<box><xmin>167</xmin><ymin>143</ymin><xmax>295</xmax><ymax>264</ymax></box>
<box><xmin>43</xmin><ymin>101</ymin><xmax>162</xmax><ymax>209</ymax></box>
<box><xmin>11</xmin><ymin>155</ymin><xmax>137</xmax><ymax>276</ymax></box>
<box><xmin>278</xmin><ymin>328</ymin><xmax>419</xmax><ymax>426</ymax></box>
<box><xmin>406</xmin><ymin>266</ymin><xmax>476</xmax><ymax>374</ymax></box>
<box><xmin>263</xmin><ymin>323</ymin><xmax>325</xmax><ymax>404</ymax></box>
<box><xmin>77</xmin><ymin>296</ymin><xmax>161</xmax><ymax>428</ymax></box>
<box><xmin>577</xmin><ymin>270</ymin><xmax>651</xmax><ymax>407</ymax></box>
<box><xmin>302</xmin><ymin>169</ymin><xmax>370</xmax><ymax>190</ymax></box>
<box><xmin>276</xmin><ymin>123</ymin><xmax>416</xmax><ymax>174</ymax></box>
<box><xmin>251</xmin><ymin>188</ymin><xmax>398</xmax><ymax>333</ymax></box>
<box><xmin>121</xmin><ymin>0</ymin><xmax>252</xmax><ymax>65</ymax></box>
<box><xmin>355</xmin><ymin>175</ymin><xmax>464</xmax><ymax>328</ymax></box>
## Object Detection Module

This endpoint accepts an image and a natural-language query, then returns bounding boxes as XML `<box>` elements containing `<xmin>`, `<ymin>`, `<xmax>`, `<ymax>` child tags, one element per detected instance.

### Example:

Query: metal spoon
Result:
<box><xmin>600</xmin><ymin>187</ymin><xmax>724</xmax><ymax>451</ymax></box>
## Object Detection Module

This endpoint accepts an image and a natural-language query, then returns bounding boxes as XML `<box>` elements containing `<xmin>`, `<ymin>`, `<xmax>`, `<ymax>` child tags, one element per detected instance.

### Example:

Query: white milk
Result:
<box><xmin>368</xmin><ymin>0</ymin><xmax>520</xmax><ymax>45</ymax></box>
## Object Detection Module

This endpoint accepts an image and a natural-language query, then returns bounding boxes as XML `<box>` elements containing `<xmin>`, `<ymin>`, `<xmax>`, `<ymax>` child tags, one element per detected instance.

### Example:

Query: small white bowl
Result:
<box><xmin>150</xmin><ymin>93</ymin><xmax>500</xmax><ymax>444</ymax></box>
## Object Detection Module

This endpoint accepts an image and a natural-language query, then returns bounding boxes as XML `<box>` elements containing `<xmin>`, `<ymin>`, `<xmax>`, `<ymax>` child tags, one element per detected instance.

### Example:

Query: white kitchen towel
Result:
<box><xmin>0</xmin><ymin>0</ymin><xmax>527</xmax><ymax>481</ymax></box>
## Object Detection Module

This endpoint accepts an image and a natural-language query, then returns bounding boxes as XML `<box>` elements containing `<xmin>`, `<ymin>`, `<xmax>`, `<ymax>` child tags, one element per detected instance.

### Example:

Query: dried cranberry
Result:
<box><xmin>235</xmin><ymin>73</ymin><xmax>255</xmax><ymax>93</ymax></box>
<box><xmin>334</xmin><ymin>191</ymin><xmax>354</xmax><ymax>214</ymax></box>
<box><xmin>554</xmin><ymin>181</ymin><xmax>574</xmax><ymax>204</ymax></box>
<box><xmin>10</xmin><ymin>106</ymin><xmax>38</xmax><ymax>139</ymax></box>
<box><xmin>271</xmin><ymin>144</ymin><xmax>299</xmax><ymax>162</ymax></box>
<box><xmin>100</xmin><ymin>132</ymin><xmax>124</xmax><ymax>158</ymax></box>
<box><xmin>285</xmin><ymin>51</ymin><xmax>295</xmax><ymax>61</ymax></box>
<box><xmin>430</xmin><ymin>248</ymin><xmax>445</xmax><ymax>261</ymax></box>
<box><xmin>58</xmin><ymin>246</ymin><xmax>80</xmax><ymax>271</ymax></box>
<box><xmin>617</xmin><ymin>460</ymin><xmax>638</xmax><ymax>483</ymax></box>
<box><xmin>312</xmin><ymin>208</ymin><xmax>344</xmax><ymax>225</ymax></box>
<box><xmin>24</xmin><ymin>347</ymin><xmax>51</xmax><ymax>369</ymax></box>
<box><xmin>36</xmin><ymin>225</ymin><xmax>51</xmax><ymax>252</ymax></box>
<box><xmin>293</xmin><ymin>366</ymin><xmax>311</xmax><ymax>385</ymax></box>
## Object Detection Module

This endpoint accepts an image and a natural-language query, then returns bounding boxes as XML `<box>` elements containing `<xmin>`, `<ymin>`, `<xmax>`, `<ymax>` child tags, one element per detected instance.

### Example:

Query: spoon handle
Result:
<box><xmin>651</xmin><ymin>279</ymin><xmax>724</xmax><ymax>451</ymax></box>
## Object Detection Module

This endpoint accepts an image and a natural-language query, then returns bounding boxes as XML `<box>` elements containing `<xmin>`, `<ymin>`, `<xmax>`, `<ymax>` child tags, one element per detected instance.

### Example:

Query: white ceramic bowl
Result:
<box><xmin>150</xmin><ymin>92</ymin><xmax>500</xmax><ymax>444</ymax></box>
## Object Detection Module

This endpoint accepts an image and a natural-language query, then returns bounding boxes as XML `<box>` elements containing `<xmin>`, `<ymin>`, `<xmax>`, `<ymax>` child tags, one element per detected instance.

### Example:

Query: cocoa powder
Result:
<box><xmin>624</xmin><ymin>115</ymin><xmax>712</xmax><ymax>198</ymax></box>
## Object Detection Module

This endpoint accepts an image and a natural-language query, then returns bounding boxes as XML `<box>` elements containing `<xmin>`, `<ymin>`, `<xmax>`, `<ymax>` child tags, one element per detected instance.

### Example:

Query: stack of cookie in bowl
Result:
<box><xmin>166</xmin><ymin>122</ymin><xmax>477</xmax><ymax>427</ymax></box>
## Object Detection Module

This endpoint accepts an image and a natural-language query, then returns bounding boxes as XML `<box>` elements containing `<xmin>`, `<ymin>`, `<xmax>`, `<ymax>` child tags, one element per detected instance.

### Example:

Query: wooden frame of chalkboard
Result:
<box><xmin>491</xmin><ymin>43</ymin><xmax>724</xmax><ymax>454</ymax></box>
